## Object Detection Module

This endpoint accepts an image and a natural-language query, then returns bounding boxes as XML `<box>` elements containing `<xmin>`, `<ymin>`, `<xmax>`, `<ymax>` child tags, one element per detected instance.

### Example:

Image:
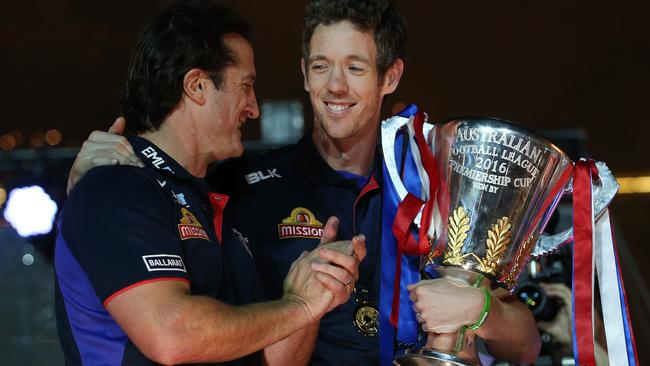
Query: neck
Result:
<box><xmin>140</xmin><ymin>112</ymin><xmax>210</xmax><ymax>178</ymax></box>
<box><xmin>311</xmin><ymin>123</ymin><xmax>378</xmax><ymax>176</ymax></box>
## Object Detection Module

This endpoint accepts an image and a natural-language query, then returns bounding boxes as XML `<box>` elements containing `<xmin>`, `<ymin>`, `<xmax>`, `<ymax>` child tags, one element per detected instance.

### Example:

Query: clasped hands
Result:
<box><xmin>283</xmin><ymin>217</ymin><xmax>367</xmax><ymax>323</ymax></box>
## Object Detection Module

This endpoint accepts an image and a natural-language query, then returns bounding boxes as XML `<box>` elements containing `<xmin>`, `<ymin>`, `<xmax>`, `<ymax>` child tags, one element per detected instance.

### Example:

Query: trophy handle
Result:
<box><xmin>531</xmin><ymin>161</ymin><xmax>619</xmax><ymax>257</ymax></box>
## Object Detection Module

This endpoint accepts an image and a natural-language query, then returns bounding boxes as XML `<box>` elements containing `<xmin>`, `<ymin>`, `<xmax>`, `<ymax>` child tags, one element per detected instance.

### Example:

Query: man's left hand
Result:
<box><xmin>408</xmin><ymin>278</ymin><xmax>485</xmax><ymax>333</ymax></box>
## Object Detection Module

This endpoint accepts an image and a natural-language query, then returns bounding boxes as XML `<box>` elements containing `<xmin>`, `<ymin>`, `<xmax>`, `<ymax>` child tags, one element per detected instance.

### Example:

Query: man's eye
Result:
<box><xmin>311</xmin><ymin>64</ymin><xmax>328</xmax><ymax>73</ymax></box>
<box><xmin>349</xmin><ymin>65</ymin><xmax>365</xmax><ymax>73</ymax></box>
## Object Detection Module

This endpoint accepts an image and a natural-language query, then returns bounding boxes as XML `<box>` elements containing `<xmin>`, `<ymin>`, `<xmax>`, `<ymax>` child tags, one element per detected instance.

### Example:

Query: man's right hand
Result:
<box><xmin>282</xmin><ymin>217</ymin><xmax>366</xmax><ymax>323</ymax></box>
<box><xmin>67</xmin><ymin>117</ymin><xmax>143</xmax><ymax>194</ymax></box>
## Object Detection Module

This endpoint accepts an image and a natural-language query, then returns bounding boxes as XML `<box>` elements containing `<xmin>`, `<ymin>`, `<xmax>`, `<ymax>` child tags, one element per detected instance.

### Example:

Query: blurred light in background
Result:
<box><xmin>22</xmin><ymin>253</ymin><xmax>35</xmax><ymax>266</ymax></box>
<box><xmin>0</xmin><ymin>187</ymin><xmax>6</xmax><ymax>206</ymax></box>
<box><xmin>260</xmin><ymin>100</ymin><xmax>304</xmax><ymax>144</ymax></box>
<box><xmin>45</xmin><ymin>129</ymin><xmax>62</xmax><ymax>146</ymax></box>
<box><xmin>3</xmin><ymin>186</ymin><xmax>58</xmax><ymax>237</ymax></box>
<box><xmin>617</xmin><ymin>176</ymin><xmax>650</xmax><ymax>194</ymax></box>
<box><xmin>29</xmin><ymin>131</ymin><xmax>45</xmax><ymax>148</ymax></box>
<box><xmin>10</xmin><ymin>129</ymin><xmax>24</xmax><ymax>146</ymax></box>
<box><xmin>0</xmin><ymin>134</ymin><xmax>17</xmax><ymax>150</ymax></box>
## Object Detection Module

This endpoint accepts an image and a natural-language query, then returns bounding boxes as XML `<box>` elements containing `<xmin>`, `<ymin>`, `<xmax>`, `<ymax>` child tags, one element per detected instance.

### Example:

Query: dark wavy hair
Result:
<box><xmin>122</xmin><ymin>0</ymin><xmax>252</xmax><ymax>134</ymax></box>
<box><xmin>302</xmin><ymin>0</ymin><xmax>406</xmax><ymax>79</ymax></box>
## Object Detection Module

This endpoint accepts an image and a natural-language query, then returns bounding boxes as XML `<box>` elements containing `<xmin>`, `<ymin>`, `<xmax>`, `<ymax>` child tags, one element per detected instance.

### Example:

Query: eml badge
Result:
<box><xmin>178</xmin><ymin>208</ymin><xmax>209</xmax><ymax>241</ymax></box>
<box><xmin>278</xmin><ymin>207</ymin><xmax>323</xmax><ymax>239</ymax></box>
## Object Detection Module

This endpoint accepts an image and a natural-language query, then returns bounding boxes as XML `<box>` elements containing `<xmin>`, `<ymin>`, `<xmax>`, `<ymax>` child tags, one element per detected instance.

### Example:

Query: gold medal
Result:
<box><xmin>354</xmin><ymin>305</ymin><xmax>378</xmax><ymax>337</ymax></box>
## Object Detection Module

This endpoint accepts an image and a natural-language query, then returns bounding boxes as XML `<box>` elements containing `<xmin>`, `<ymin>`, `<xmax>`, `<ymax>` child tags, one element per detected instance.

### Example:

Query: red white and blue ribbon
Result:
<box><xmin>572</xmin><ymin>159</ymin><xmax>638</xmax><ymax>365</ymax></box>
<box><xmin>379</xmin><ymin>104</ymin><xmax>440</xmax><ymax>365</ymax></box>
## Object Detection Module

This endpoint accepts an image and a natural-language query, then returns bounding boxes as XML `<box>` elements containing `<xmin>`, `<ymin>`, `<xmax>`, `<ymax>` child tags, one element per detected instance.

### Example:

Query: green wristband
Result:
<box><xmin>468</xmin><ymin>286</ymin><xmax>491</xmax><ymax>331</ymax></box>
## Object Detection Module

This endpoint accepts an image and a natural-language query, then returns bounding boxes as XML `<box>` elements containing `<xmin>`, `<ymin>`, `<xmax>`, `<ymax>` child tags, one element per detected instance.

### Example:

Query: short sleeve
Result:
<box><xmin>59</xmin><ymin>166</ymin><xmax>186</xmax><ymax>303</ymax></box>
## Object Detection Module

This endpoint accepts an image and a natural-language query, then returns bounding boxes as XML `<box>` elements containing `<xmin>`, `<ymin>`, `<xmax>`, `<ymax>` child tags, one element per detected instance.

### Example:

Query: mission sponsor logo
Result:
<box><xmin>142</xmin><ymin>254</ymin><xmax>186</xmax><ymax>272</ymax></box>
<box><xmin>278</xmin><ymin>207</ymin><xmax>323</xmax><ymax>239</ymax></box>
<box><xmin>178</xmin><ymin>208</ymin><xmax>210</xmax><ymax>241</ymax></box>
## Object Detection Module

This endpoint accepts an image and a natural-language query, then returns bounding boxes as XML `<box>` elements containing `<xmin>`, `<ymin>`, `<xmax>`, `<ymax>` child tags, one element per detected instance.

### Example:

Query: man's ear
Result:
<box><xmin>183</xmin><ymin>68</ymin><xmax>207</xmax><ymax>105</ymax></box>
<box><xmin>301</xmin><ymin>57</ymin><xmax>310</xmax><ymax>93</ymax></box>
<box><xmin>381</xmin><ymin>58</ymin><xmax>404</xmax><ymax>96</ymax></box>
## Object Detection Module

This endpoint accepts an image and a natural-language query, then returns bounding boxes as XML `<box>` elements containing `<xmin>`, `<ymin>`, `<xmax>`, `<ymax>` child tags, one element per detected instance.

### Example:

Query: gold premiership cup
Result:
<box><xmin>390</xmin><ymin>116</ymin><xmax>612</xmax><ymax>366</ymax></box>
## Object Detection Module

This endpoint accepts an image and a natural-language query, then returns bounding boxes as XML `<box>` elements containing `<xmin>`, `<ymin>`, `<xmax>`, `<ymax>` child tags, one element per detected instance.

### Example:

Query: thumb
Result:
<box><xmin>107</xmin><ymin>117</ymin><xmax>126</xmax><ymax>135</ymax></box>
<box><xmin>289</xmin><ymin>250</ymin><xmax>310</xmax><ymax>271</ymax></box>
<box><xmin>319</xmin><ymin>216</ymin><xmax>339</xmax><ymax>245</ymax></box>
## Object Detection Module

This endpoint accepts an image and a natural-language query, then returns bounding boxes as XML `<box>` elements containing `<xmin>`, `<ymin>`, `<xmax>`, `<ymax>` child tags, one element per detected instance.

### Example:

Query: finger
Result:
<box><xmin>88</xmin><ymin>156</ymin><xmax>121</xmax><ymax>168</ymax></box>
<box><xmin>81</xmin><ymin>140</ymin><xmax>141</xmax><ymax>168</ymax></box>
<box><xmin>317</xmin><ymin>248</ymin><xmax>359</xmax><ymax>280</ymax></box>
<box><xmin>87</xmin><ymin>131</ymin><xmax>136</xmax><ymax>156</ymax></box>
<box><xmin>87</xmin><ymin>149</ymin><xmax>141</xmax><ymax>167</ymax></box>
<box><xmin>316</xmin><ymin>272</ymin><xmax>350</xmax><ymax>305</ymax></box>
<box><xmin>107</xmin><ymin>117</ymin><xmax>126</xmax><ymax>135</ymax></box>
<box><xmin>311</xmin><ymin>262</ymin><xmax>353</xmax><ymax>285</ymax></box>
<box><xmin>319</xmin><ymin>216</ymin><xmax>339</xmax><ymax>244</ymax></box>
<box><xmin>411</xmin><ymin>301</ymin><xmax>422</xmax><ymax>314</ymax></box>
<box><xmin>67</xmin><ymin>170</ymin><xmax>88</xmax><ymax>195</ymax></box>
<box><xmin>409</xmin><ymin>289</ymin><xmax>418</xmax><ymax>302</ymax></box>
<box><xmin>66</xmin><ymin>154</ymin><xmax>121</xmax><ymax>194</ymax></box>
<box><xmin>351</xmin><ymin>234</ymin><xmax>367</xmax><ymax>262</ymax></box>
<box><xmin>415</xmin><ymin>312</ymin><xmax>424</xmax><ymax>323</ymax></box>
<box><xmin>83</xmin><ymin>142</ymin><xmax>140</xmax><ymax>166</ymax></box>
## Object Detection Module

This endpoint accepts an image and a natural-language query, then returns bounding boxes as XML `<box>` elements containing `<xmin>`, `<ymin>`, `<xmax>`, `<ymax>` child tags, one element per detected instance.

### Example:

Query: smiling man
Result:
<box><xmin>211</xmin><ymin>1</ymin><xmax>539</xmax><ymax>364</ymax></box>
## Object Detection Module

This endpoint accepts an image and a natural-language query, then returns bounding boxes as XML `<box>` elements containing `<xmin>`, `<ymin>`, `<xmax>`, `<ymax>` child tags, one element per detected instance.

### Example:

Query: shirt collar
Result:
<box><xmin>297</xmin><ymin>131</ymin><xmax>382</xmax><ymax>189</ymax></box>
<box><xmin>129</xmin><ymin>135</ymin><xmax>204</xmax><ymax>187</ymax></box>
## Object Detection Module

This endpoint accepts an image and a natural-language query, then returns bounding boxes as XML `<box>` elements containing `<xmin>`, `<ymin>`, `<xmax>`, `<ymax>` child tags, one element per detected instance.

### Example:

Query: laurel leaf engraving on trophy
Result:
<box><xmin>504</xmin><ymin>235</ymin><xmax>533</xmax><ymax>289</ymax></box>
<box><xmin>476</xmin><ymin>217</ymin><xmax>512</xmax><ymax>275</ymax></box>
<box><xmin>444</xmin><ymin>206</ymin><xmax>471</xmax><ymax>266</ymax></box>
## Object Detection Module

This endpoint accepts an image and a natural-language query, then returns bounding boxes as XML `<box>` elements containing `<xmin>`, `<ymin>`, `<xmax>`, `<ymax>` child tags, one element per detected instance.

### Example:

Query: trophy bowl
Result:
<box><xmin>394</xmin><ymin>116</ymin><xmax>574</xmax><ymax>366</ymax></box>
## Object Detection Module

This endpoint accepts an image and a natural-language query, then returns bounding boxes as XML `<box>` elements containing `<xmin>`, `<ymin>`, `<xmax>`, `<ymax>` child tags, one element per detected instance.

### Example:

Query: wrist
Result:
<box><xmin>281</xmin><ymin>292</ymin><xmax>316</xmax><ymax>326</ymax></box>
<box><xmin>468</xmin><ymin>287</ymin><xmax>491</xmax><ymax>332</ymax></box>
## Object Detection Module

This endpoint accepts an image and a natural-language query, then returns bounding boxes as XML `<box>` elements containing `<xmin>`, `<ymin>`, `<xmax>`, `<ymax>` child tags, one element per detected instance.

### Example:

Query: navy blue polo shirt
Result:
<box><xmin>210</xmin><ymin>133</ymin><xmax>383</xmax><ymax>365</ymax></box>
<box><xmin>55</xmin><ymin>136</ymin><xmax>261</xmax><ymax>366</ymax></box>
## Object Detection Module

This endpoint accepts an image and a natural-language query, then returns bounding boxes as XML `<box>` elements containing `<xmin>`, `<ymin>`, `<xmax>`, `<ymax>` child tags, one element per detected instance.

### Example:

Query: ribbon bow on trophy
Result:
<box><xmin>379</xmin><ymin>104</ymin><xmax>638</xmax><ymax>366</ymax></box>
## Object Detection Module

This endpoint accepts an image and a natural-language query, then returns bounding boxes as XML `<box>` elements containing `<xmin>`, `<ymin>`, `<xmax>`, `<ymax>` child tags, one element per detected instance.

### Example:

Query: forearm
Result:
<box><xmin>167</xmin><ymin>295</ymin><xmax>313</xmax><ymax>363</ymax></box>
<box><xmin>263</xmin><ymin>322</ymin><xmax>319</xmax><ymax>366</ymax></box>
<box><xmin>475</xmin><ymin>295</ymin><xmax>540</xmax><ymax>363</ymax></box>
<box><xmin>114</xmin><ymin>290</ymin><xmax>314</xmax><ymax>365</ymax></box>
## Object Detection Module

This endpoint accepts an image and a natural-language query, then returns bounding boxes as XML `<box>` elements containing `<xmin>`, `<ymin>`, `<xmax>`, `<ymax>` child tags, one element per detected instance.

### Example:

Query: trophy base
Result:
<box><xmin>393</xmin><ymin>349</ymin><xmax>481</xmax><ymax>366</ymax></box>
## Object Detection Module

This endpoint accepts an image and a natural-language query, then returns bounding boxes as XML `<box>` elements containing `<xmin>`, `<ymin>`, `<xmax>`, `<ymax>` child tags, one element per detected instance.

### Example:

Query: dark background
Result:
<box><xmin>1</xmin><ymin>0</ymin><xmax>648</xmax><ymax>364</ymax></box>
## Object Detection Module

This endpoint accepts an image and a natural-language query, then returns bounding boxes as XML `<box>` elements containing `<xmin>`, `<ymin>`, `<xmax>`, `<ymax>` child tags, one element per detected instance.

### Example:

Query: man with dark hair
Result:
<box><xmin>55</xmin><ymin>1</ymin><xmax>364</xmax><ymax>365</ymax></box>
<box><xmin>67</xmin><ymin>0</ymin><xmax>541</xmax><ymax>364</ymax></box>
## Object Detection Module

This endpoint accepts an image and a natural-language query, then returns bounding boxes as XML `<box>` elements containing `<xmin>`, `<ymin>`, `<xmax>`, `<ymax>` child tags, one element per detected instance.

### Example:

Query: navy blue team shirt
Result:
<box><xmin>55</xmin><ymin>136</ymin><xmax>261</xmax><ymax>366</ymax></box>
<box><xmin>210</xmin><ymin>133</ymin><xmax>383</xmax><ymax>365</ymax></box>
